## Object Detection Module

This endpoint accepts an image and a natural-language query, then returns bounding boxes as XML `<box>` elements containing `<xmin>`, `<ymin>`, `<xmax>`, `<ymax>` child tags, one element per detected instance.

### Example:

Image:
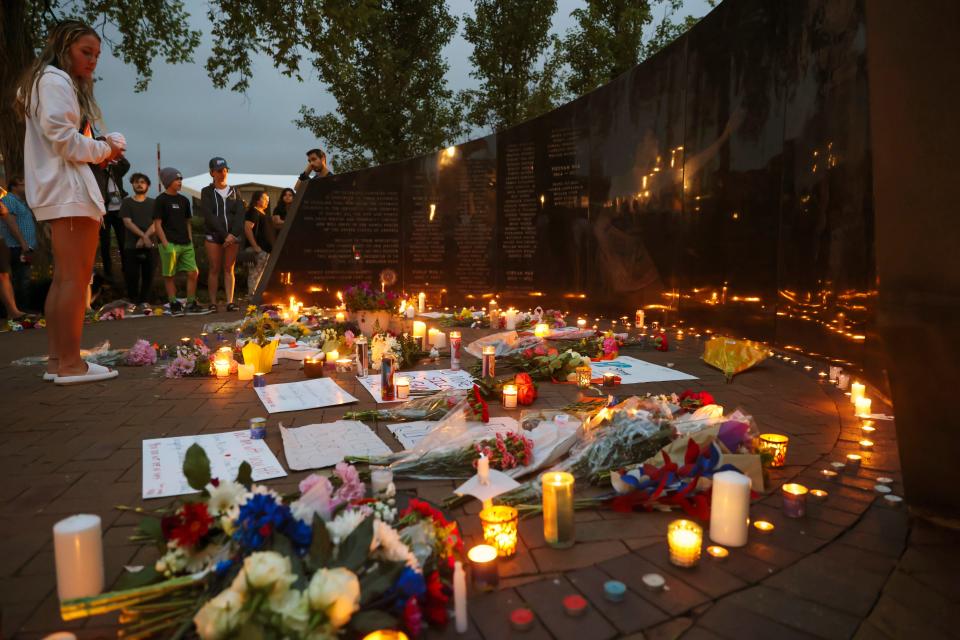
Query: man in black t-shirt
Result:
<box><xmin>119</xmin><ymin>173</ymin><xmax>157</xmax><ymax>307</ymax></box>
<box><xmin>152</xmin><ymin>168</ymin><xmax>200</xmax><ymax>315</ymax></box>
<box><xmin>293</xmin><ymin>148</ymin><xmax>333</xmax><ymax>193</ymax></box>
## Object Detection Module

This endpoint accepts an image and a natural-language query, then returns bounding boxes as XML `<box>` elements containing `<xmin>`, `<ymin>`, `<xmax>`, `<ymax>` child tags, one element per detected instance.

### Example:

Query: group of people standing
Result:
<box><xmin>12</xmin><ymin>19</ymin><xmax>332</xmax><ymax>384</ymax></box>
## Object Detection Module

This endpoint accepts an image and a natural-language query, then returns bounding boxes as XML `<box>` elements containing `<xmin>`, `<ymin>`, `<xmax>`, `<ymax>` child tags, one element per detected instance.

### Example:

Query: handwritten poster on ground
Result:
<box><xmin>280</xmin><ymin>421</ymin><xmax>393</xmax><ymax>470</ymax></box>
<box><xmin>255</xmin><ymin>378</ymin><xmax>358</xmax><ymax>413</ymax></box>
<box><xmin>142</xmin><ymin>431</ymin><xmax>286</xmax><ymax>499</ymax></box>
<box><xmin>357</xmin><ymin>369</ymin><xmax>476</xmax><ymax>403</ymax></box>
<box><xmin>590</xmin><ymin>355</ymin><xmax>698</xmax><ymax>385</ymax></box>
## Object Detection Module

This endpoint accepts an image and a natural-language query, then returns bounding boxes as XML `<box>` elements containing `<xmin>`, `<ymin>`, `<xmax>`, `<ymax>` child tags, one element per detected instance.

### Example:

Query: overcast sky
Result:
<box><xmin>94</xmin><ymin>0</ymin><xmax>712</xmax><ymax>185</ymax></box>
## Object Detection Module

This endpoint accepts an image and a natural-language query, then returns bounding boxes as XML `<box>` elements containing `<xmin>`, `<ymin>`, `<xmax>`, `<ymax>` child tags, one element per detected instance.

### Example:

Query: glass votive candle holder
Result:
<box><xmin>859</xmin><ymin>439</ymin><xmax>874</xmax><ymax>452</ymax></box>
<box><xmin>781</xmin><ymin>483</ymin><xmax>808</xmax><ymax>518</ymax></box>
<box><xmin>335</xmin><ymin>358</ymin><xmax>353</xmax><ymax>374</ymax></box>
<box><xmin>502</xmin><ymin>384</ymin><xmax>518</xmax><ymax>409</ymax></box>
<box><xmin>395</xmin><ymin>376</ymin><xmax>410</xmax><ymax>400</ymax></box>
<box><xmin>214</xmin><ymin>359</ymin><xmax>230</xmax><ymax>378</ymax></box>
<box><xmin>757</xmin><ymin>434</ymin><xmax>789</xmax><ymax>468</ymax></box>
<box><xmin>237</xmin><ymin>363</ymin><xmax>255</xmax><ymax>381</ymax></box>
<box><xmin>753</xmin><ymin>520</ymin><xmax>775</xmax><ymax>534</ymax></box>
<box><xmin>304</xmin><ymin>357</ymin><xmax>324</xmax><ymax>378</ymax></box>
<box><xmin>810</xmin><ymin>489</ymin><xmax>828</xmax><ymax>501</ymax></box>
<box><xmin>467</xmin><ymin>544</ymin><xmax>498</xmax><ymax>591</ymax></box>
<box><xmin>576</xmin><ymin>365</ymin><xmax>592</xmax><ymax>389</ymax></box>
<box><xmin>855</xmin><ymin>397</ymin><xmax>872</xmax><ymax>418</ymax></box>
<box><xmin>534</xmin><ymin>323</ymin><xmax>550</xmax><ymax>338</ymax></box>
<box><xmin>706</xmin><ymin>545</ymin><xmax>729</xmax><ymax>560</ymax></box>
<box><xmin>326</xmin><ymin>350</ymin><xmax>340</xmax><ymax>366</ymax></box>
<box><xmin>820</xmin><ymin>469</ymin><xmax>839</xmax><ymax>481</ymax></box>
<box><xmin>479</xmin><ymin>505</ymin><xmax>519</xmax><ymax>557</ymax></box>
<box><xmin>667</xmin><ymin>519</ymin><xmax>702</xmax><ymax>568</ymax></box>
<box><xmin>861</xmin><ymin>423</ymin><xmax>876</xmax><ymax>436</ymax></box>
<box><xmin>253</xmin><ymin>372</ymin><xmax>267</xmax><ymax>388</ymax></box>
<box><xmin>602</xmin><ymin>372</ymin><xmax>617</xmax><ymax>387</ymax></box>
<box><xmin>846</xmin><ymin>454</ymin><xmax>862</xmax><ymax>471</ymax></box>
<box><xmin>481</xmin><ymin>345</ymin><xmax>496</xmax><ymax>378</ymax></box>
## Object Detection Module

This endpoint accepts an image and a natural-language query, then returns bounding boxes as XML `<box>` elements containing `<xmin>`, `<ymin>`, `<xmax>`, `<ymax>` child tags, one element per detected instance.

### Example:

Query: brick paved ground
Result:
<box><xmin>1</xmin><ymin>314</ymin><xmax>958</xmax><ymax>639</ymax></box>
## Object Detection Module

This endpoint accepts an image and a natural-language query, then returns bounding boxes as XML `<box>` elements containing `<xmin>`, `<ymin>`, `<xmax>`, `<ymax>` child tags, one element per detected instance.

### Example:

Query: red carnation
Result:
<box><xmin>424</xmin><ymin>571</ymin><xmax>450</xmax><ymax>627</ymax></box>
<box><xmin>164</xmin><ymin>502</ymin><xmax>213</xmax><ymax>548</ymax></box>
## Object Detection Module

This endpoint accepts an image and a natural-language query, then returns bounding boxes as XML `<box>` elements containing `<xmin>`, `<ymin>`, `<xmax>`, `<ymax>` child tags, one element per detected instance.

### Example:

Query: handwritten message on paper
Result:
<box><xmin>590</xmin><ymin>355</ymin><xmax>698</xmax><ymax>385</ymax></box>
<box><xmin>357</xmin><ymin>369</ymin><xmax>476</xmax><ymax>403</ymax></box>
<box><xmin>142</xmin><ymin>431</ymin><xmax>286</xmax><ymax>499</ymax></box>
<box><xmin>280</xmin><ymin>421</ymin><xmax>393</xmax><ymax>470</ymax></box>
<box><xmin>255</xmin><ymin>378</ymin><xmax>359</xmax><ymax>413</ymax></box>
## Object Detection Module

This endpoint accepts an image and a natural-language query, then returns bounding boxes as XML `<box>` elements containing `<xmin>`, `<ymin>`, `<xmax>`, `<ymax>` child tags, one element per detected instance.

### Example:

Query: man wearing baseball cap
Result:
<box><xmin>153</xmin><ymin>168</ymin><xmax>200</xmax><ymax>315</ymax></box>
<box><xmin>199</xmin><ymin>156</ymin><xmax>245</xmax><ymax>312</ymax></box>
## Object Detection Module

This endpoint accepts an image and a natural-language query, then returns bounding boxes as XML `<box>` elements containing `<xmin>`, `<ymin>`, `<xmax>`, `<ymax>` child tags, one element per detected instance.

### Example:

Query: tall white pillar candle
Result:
<box><xmin>454</xmin><ymin>560</ymin><xmax>468</xmax><ymax>633</ymax></box>
<box><xmin>709</xmin><ymin>471</ymin><xmax>751</xmax><ymax>547</ymax></box>
<box><xmin>54</xmin><ymin>514</ymin><xmax>104</xmax><ymax>600</ymax></box>
<box><xmin>504</xmin><ymin>308</ymin><xmax>518</xmax><ymax>330</ymax></box>
<box><xmin>477</xmin><ymin>454</ymin><xmax>490</xmax><ymax>484</ymax></box>
<box><xmin>851</xmin><ymin>381</ymin><xmax>865</xmax><ymax>405</ymax></box>
<box><xmin>418</xmin><ymin>292</ymin><xmax>426</xmax><ymax>313</ymax></box>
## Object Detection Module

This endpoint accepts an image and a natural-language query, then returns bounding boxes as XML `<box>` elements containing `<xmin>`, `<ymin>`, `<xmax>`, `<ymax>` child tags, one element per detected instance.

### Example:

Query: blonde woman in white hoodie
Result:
<box><xmin>17</xmin><ymin>21</ymin><xmax>125</xmax><ymax>384</ymax></box>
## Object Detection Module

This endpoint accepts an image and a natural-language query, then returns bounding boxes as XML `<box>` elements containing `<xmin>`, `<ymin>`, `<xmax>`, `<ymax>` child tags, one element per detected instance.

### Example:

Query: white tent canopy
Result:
<box><xmin>180</xmin><ymin>173</ymin><xmax>298</xmax><ymax>200</ymax></box>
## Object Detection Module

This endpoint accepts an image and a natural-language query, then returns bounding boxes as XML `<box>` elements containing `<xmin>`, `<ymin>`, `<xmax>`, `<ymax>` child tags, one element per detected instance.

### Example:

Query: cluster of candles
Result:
<box><xmin>212</xmin><ymin>345</ymin><xmax>260</xmax><ymax>381</ymax></box>
<box><xmin>304</xmin><ymin>350</ymin><xmax>353</xmax><ymax>377</ymax></box>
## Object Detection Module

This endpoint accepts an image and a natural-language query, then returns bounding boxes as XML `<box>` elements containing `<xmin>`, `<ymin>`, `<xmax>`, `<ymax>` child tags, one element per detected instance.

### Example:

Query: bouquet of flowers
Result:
<box><xmin>165</xmin><ymin>339</ymin><xmax>212</xmax><ymax>378</ymax></box>
<box><xmin>370</xmin><ymin>332</ymin><xmax>401</xmax><ymax>371</ymax></box>
<box><xmin>439</xmin><ymin>308</ymin><xmax>485</xmax><ymax>328</ymax></box>
<box><xmin>472</xmin><ymin>344</ymin><xmax>591</xmax><ymax>383</ymax></box>
<box><xmin>63</xmin><ymin>445</ymin><xmax>462</xmax><ymax>639</ymax></box>
<box><xmin>344</xmin><ymin>282</ymin><xmax>400</xmax><ymax>313</ymax></box>
<box><xmin>344</xmin><ymin>390</ymin><xmax>468</xmax><ymax>423</ymax></box>
<box><xmin>125</xmin><ymin>339</ymin><xmax>158</xmax><ymax>366</ymax></box>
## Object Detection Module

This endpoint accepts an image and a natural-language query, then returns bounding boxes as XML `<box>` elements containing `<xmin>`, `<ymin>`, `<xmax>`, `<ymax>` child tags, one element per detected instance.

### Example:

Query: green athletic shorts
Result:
<box><xmin>158</xmin><ymin>242</ymin><xmax>198</xmax><ymax>277</ymax></box>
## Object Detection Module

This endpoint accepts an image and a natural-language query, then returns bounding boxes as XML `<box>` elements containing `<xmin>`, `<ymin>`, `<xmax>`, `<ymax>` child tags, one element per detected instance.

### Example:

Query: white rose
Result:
<box><xmin>270</xmin><ymin>589</ymin><xmax>311</xmax><ymax>633</ymax></box>
<box><xmin>307</xmin><ymin>567</ymin><xmax>361</xmax><ymax>628</ymax></box>
<box><xmin>242</xmin><ymin>551</ymin><xmax>295</xmax><ymax>594</ymax></box>
<box><xmin>193</xmin><ymin>588</ymin><xmax>244</xmax><ymax>639</ymax></box>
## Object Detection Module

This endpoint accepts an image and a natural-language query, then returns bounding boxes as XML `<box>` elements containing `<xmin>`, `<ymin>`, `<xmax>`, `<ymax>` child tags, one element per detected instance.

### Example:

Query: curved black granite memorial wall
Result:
<box><xmin>263</xmin><ymin>0</ymin><xmax>879</xmax><ymax>384</ymax></box>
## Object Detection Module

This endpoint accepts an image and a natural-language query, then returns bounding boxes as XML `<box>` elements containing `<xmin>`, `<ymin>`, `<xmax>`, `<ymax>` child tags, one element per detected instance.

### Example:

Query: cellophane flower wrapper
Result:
<box><xmin>344</xmin><ymin>389</ymin><xmax>468</xmax><ymax>423</ymax></box>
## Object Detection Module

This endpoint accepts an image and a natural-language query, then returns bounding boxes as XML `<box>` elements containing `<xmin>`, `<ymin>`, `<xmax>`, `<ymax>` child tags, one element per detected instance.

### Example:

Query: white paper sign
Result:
<box><xmin>388</xmin><ymin>417</ymin><xmax>520</xmax><ymax>450</ymax></box>
<box><xmin>357</xmin><ymin>369</ymin><xmax>476</xmax><ymax>403</ymax></box>
<box><xmin>280</xmin><ymin>421</ymin><xmax>393</xmax><ymax>470</ymax></box>
<box><xmin>276</xmin><ymin>345</ymin><xmax>322</xmax><ymax>361</ymax></box>
<box><xmin>455</xmin><ymin>469</ymin><xmax>521</xmax><ymax>502</ymax></box>
<box><xmin>142</xmin><ymin>431</ymin><xmax>286</xmax><ymax>499</ymax></box>
<box><xmin>591</xmin><ymin>355</ymin><xmax>697</xmax><ymax>384</ymax></box>
<box><xmin>255</xmin><ymin>378</ymin><xmax>358</xmax><ymax>413</ymax></box>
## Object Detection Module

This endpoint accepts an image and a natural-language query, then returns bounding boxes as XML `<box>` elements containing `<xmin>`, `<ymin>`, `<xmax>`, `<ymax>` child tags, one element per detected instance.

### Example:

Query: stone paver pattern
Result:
<box><xmin>0</xmin><ymin>314</ymin><xmax>957</xmax><ymax>639</ymax></box>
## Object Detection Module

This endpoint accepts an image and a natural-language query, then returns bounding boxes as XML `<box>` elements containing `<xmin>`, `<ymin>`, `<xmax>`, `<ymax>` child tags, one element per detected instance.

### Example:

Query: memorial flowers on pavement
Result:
<box><xmin>164</xmin><ymin>338</ymin><xmax>213</xmax><ymax>378</ymax></box>
<box><xmin>343</xmin><ymin>282</ymin><xmax>400</xmax><ymax>312</ymax></box>
<box><xmin>64</xmin><ymin>445</ymin><xmax>462</xmax><ymax>639</ymax></box>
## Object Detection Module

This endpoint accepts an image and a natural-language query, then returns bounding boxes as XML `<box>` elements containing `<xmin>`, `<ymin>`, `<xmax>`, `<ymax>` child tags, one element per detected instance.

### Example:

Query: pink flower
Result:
<box><xmin>125</xmin><ymin>339</ymin><xmax>157</xmax><ymax>366</ymax></box>
<box><xmin>343</xmin><ymin>330</ymin><xmax>355</xmax><ymax>348</ymax></box>
<box><xmin>164</xmin><ymin>355</ymin><xmax>196</xmax><ymax>378</ymax></box>
<box><xmin>296</xmin><ymin>474</ymin><xmax>336</xmax><ymax>520</ymax></box>
<box><xmin>333</xmin><ymin>462</ymin><xmax>365</xmax><ymax>502</ymax></box>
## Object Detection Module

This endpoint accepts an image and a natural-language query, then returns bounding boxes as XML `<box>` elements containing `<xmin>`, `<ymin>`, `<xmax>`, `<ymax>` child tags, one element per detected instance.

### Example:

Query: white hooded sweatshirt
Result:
<box><xmin>23</xmin><ymin>66</ymin><xmax>111</xmax><ymax>221</ymax></box>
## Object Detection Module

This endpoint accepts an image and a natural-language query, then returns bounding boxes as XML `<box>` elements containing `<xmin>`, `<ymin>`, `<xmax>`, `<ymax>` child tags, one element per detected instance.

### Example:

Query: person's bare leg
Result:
<box><xmin>163</xmin><ymin>276</ymin><xmax>176</xmax><ymax>301</ymax></box>
<box><xmin>0</xmin><ymin>274</ymin><xmax>23</xmax><ymax>317</ymax></box>
<box><xmin>186</xmin><ymin>270</ymin><xmax>198</xmax><ymax>300</ymax></box>
<box><xmin>44</xmin><ymin>269</ymin><xmax>61</xmax><ymax>375</ymax></box>
<box><xmin>223</xmin><ymin>242</ymin><xmax>238</xmax><ymax>304</ymax></box>
<box><xmin>205</xmin><ymin>241</ymin><xmax>222</xmax><ymax>306</ymax></box>
<box><xmin>50</xmin><ymin>217</ymin><xmax>99</xmax><ymax>376</ymax></box>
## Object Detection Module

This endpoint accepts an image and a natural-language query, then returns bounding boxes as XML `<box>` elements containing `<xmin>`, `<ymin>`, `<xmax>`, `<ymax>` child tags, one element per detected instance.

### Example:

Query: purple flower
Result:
<box><xmin>125</xmin><ymin>339</ymin><xmax>157</xmax><ymax>366</ymax></box>
<box><xmin>164</xmin><ymin>355</ymin><xmax>196</xmax><ymax>378</ymax></box>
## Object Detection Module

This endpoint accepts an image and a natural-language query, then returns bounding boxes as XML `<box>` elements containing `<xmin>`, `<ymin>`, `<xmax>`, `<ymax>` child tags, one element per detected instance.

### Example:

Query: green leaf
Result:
<box><xmin>360</xmin><ymin>561</ymin><xmax>404</xmax><ymax>606</ymax></box>
<box><xmin>236</xmin><ymin>461</ymin><xmax>253</xmax><ymax>490</ymax></box>
<box><xmin>136</xmin><ymin>516</ymin><xmax>165</xmax><ymax>546</ymax></box>
<box><xmin>348</xmin><ymin>610</ymin><xmax>398</xmax><ymax>635</ymax></box>
<box><xmin>114</xmin><ymin>565</ymin><xmax>162</xmax><ymax>590</ymax></box>
<box><xmin>307</xmin><ymin>514</ymin><xmax>333</xmax><ymax>570</ymax></box>
<box><xmin>332</xmin><ymin>516</ymin><xmax>374</xmax><ymax>572</ymax></box>
<box><xmin>183</xmin><ymin>444</ymin><xmax>211</xmax><ymax>492</ymax></box>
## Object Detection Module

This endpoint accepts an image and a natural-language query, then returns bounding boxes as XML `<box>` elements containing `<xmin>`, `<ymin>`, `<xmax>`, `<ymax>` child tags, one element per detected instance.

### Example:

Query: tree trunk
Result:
<box><xmin>0</xmin><ymin>0</ymin><xmax>34</xmax><ymax>182</ymax></box>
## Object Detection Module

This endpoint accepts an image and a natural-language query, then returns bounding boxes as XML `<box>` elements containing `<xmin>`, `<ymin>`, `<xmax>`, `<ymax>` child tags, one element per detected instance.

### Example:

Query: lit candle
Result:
<box><xmin>335</xmin><ymin>311</ymin><xmax>346</xmax><ymax>323</ymax></box>
<box><xmin>837</xmin><ymin>373</ymin><xmax>850</xmax><ymax>390</ymax></box>
<box><xmin>253</xmin><ymin>372</ymin><xmax>266</xmax><ymax>388</ymax></box>
<box><xmin>180</xmin><ymin>336</ymin><xmax>191</xmax><ymax>347</ymax></box>
<box><xmin>845</xmin><ymin>453</ymin><xmax>862</xmax><ymax>470</ymax></box>
<box><xmin>504</xmin><ymin>308</ymin><xmax>518</xmax><ymax>330</ymax></box>
<box><xmin>395</xmin><ymin>376</ymin><xmax>410</xmax><ymax>400</ymax></box>
<box><xmin>576</xmin><ymin>318</ymin><xmax>587</xmax><ymax>330</ymax></box>
<box><xmin>356</xmin><ymin>336</ymin><xmax>369</xmax><ymax>377</ymax></box>
<box><xmin>576</xmin><ymin>365</ymin><xmax>592</xmax><ymax>389</ymax></box>
<box><xmin>667</xmin><ymin>519</ymin><xmax>703</xmax><ymax>568</ymax></box>
<box><xmin>54</xmin><ymin>514</ymin><xmax>104</xmax><ymax>600</ymax></box>
<box><xmin>781</xmin><ymin>483</ymin><xmax>808</xmax><ymax>518</ymax></box>
<box><xmin>304</xmin><ymin>357</ymin><xmax>324</xmax><ymax>379</ymax></box>
<box><xmin>542</xmin><ymin>472</ymin><xmax>575</xmax><ymax>548</ymax></box>
<box><xmin>214</xmin><ymin>359</ymin><xmax>230</xmax><ymax>378</ymax></box>
<box><xmin>706</xmin><ymin>545</ymin><xmax>729</xmax><ymax>560</ymax></box>
<box><xmin>453</xmin><ymin>560</ymin><xmax>467</xmax><ymax>633</ymax></box>
<box><xmin>412</xmin><ymin>321</ymin><xmax>427</xmax><ymax>351</ymax></box>
<box><xmin>855</xmin><ymin>397</ymin><xmax>872</xmax><ymax>417</ymax></box>
<box><xmin>479</xmin><ymin>505</ymin><xmax>519</xmax><ymax>557</ymax></box>
<box><xmin>427</xmin><ymin>328</ymin><xmax>446</xmax><ymax>348</ymax></box>
<box><xmin>449</xmin><ymin>331</ymin><xmax>462</xmax><ymax>371</ymax></box>
<box><xmin>709</xmin><ymin>470</ymin><xmax>751</xmax><ymax>547</ymax></box>
<box><xmin>362</xmin><ymin>631</ymin><xmax>409</xmax><ymax>640</ymax></box>
<box><xmin>502</xmin><ymin>384</ymin><xmax>518</xmax><ymax>409</ymax></box>
<box><xmin>467</xmin><ymin>544</ymin><xmax>498</xmax><ymax>591</ymax></box>
<box><xmin>850</xmin><ymin>381</ymin><xmax>865</xmax><ymax>404</ymax></box>
<box><xmin>481</xmin><ymin>345</ymin><xmax>496</xmax><ymax>378</ymax></box>
<box><xmin>810</xmin><ymin>489</ymin><xmax>828</xmax><ymax>500</ymax></box>
<box><xmin>534</xmin><ymin>323</ymin><xmax>550</xmax><ymax>338</ymax></box>
<box><xmin>371</xmin><ymin>467</ymin><xmax>393</xmax><ymax>495</ymax></box>
<box><xmin>237</xmin><ymin>363</ymin><xmax>255</xmax><ymax>380</ymax></box>
<box><xmin>859</xmin><ymin>439</ymin><xmax>874</xmax><ymax>452</ymax></box>
<box><xmin>199</xmin><ymin>332</ymin><xmax>209</xmax><ymax>347</ymax></box>
<box><xmin>861</xmin><ymin>423</ymin><xmax>876</xmax><ymax>435</ymax></box>
<box><xmin>753</xmin><ymin>520</ymin><xmax>775</xmax><ymax>534</ymax></box>
<box><xmin>405</xmin><ymin>301</ymin><xmax>416</xmax><ymax>319</ymax></box>
<box><xmin>757</xmin><ymin>434</ymin><xmax>789</xmax><ymax>468</ymax></box>
<box><xmin>829</xmin><ymin>365</ymin><xmax>842</xmax><ymax>381</ymax></box>
<box><xmin>380</xmin><ymin>354</ymin><xmax>396</xmax><ymax>401</ymax></box>
<box><xmin>602</xmin><ymin>372</ymin><xmax>616</xmax><ymax>387</ymax></box>
<box><xmin>418</xmin><ymin>292</ymin><xmax>426</xmax><ymax>313</ymax></box>
<box><xmin>820</xmin><ymin>469</ymin><xmax>839</xmax><ymax>481</ymax></box>
<box><xmin>635</xmin><ymin>309</ymin><xmax>645</xmax><ymax>327</ymax></box>
<box><xmin>335</xmin><ymin>358</ymin><xmax>353</xmax><ymax>373</ymax></box>
<box><xmin>326</xmin><ymin>349</ymin><xmax>339</xmax><ymax>365</ymax></box>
